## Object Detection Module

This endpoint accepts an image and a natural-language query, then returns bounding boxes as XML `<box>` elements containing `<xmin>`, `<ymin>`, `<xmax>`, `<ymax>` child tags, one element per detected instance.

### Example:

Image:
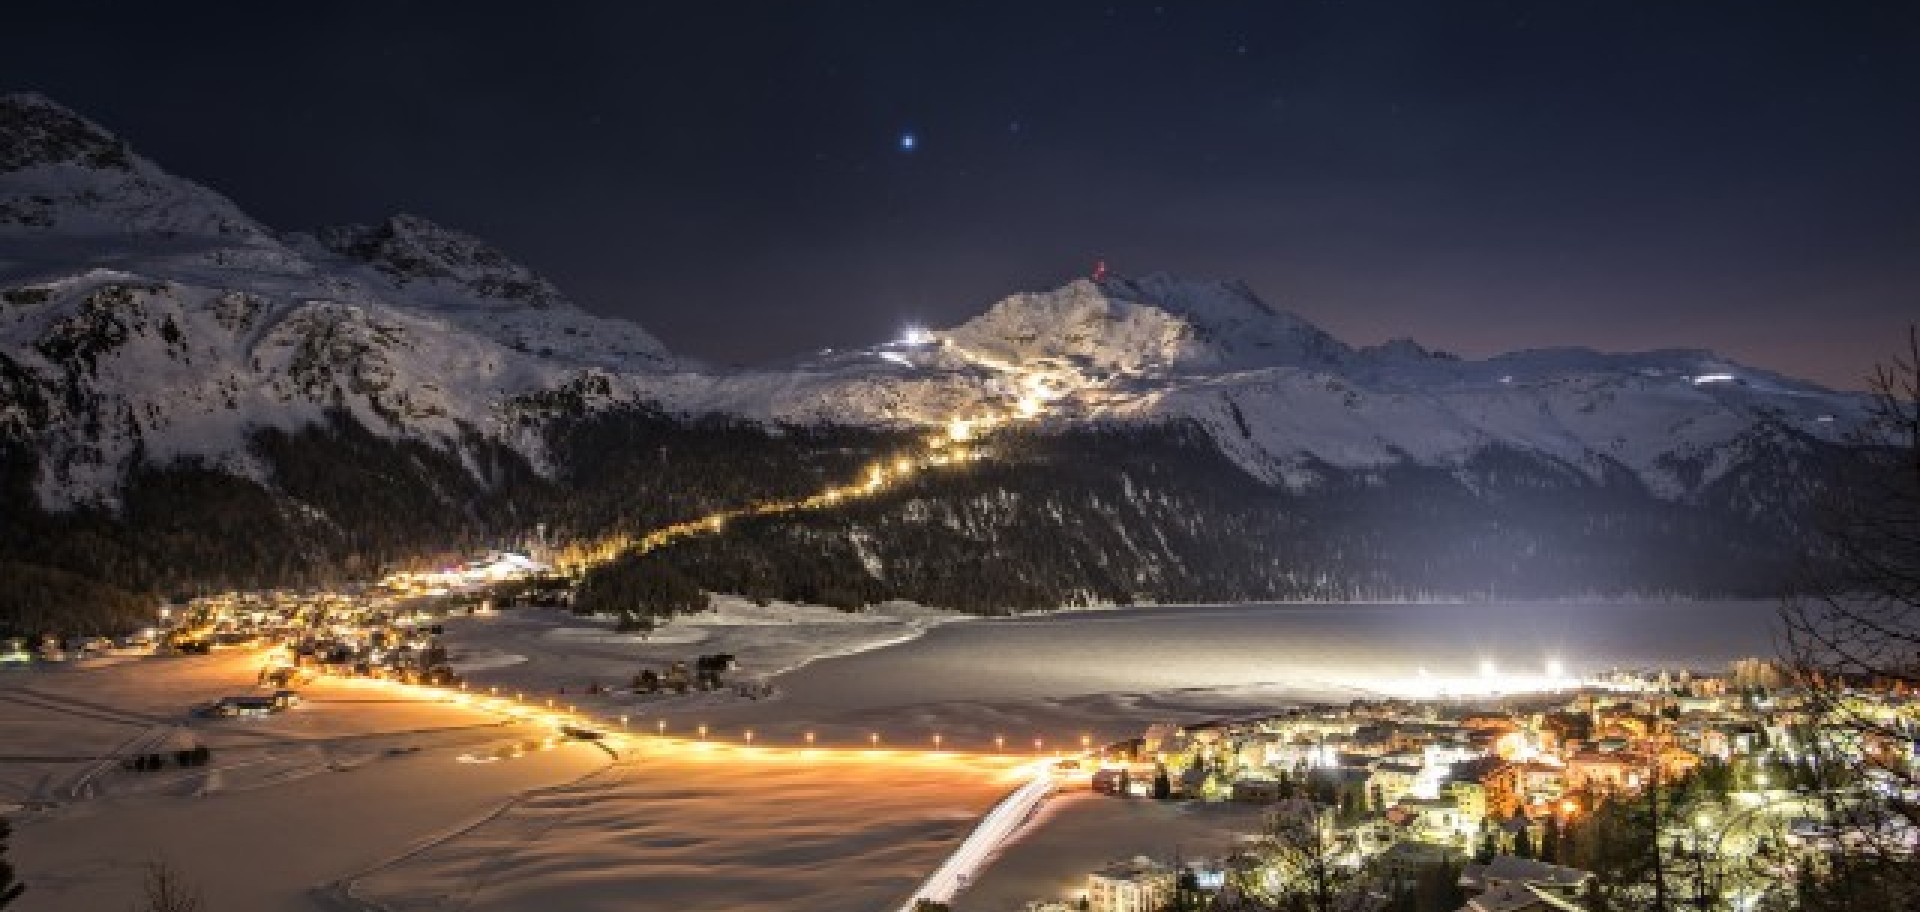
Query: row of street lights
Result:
<box><xmin>450</xmin><ymin>667</ymin><xmax>1105</xmax><ymax>758</ymax></box>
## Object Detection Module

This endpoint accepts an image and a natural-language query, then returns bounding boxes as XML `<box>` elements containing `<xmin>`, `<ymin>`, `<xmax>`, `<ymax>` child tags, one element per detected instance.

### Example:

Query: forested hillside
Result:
<box><xmin>579</xmin><ymin>421</ymin><xmax>1836</xmax><ymax>617</ymax></box>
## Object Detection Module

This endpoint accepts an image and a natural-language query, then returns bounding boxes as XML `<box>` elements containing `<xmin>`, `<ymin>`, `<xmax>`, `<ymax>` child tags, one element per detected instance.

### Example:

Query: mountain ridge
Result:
<box><xmin>0</xmin><ymin>94</ymin><xmax>1879</xmax><ymax>629</ymax></box>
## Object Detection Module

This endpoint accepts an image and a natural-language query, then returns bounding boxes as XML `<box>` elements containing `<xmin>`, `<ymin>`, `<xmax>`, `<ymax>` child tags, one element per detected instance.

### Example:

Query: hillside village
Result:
<box><xmin>1022</xmin><ymin>661</ymin><xmax>1917</xmax><ymax>912</ymax></box>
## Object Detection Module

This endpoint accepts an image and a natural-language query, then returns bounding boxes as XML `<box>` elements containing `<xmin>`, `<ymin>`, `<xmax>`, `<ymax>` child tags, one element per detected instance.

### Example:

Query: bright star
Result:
<box><xmin>899</xmin><ymin>132</ymin><xmax>917</xmax><ymax>152</ymax></box>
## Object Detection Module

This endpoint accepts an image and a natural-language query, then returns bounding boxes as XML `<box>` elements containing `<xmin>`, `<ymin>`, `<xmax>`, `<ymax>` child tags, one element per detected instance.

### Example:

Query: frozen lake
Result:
<box><xmin>781</xmin><ymin>599</ymin><xmax>1781</xmax><ymax>708</ymax></box>
<box><xmin>707</xmin><ymin>600</ymin><xmax>1788</xmax><ymax>750</ymax></box>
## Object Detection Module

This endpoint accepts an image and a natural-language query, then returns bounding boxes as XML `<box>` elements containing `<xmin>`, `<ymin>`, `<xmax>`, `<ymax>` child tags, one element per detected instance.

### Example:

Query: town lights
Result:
<box><xmin>1081</xmin><ymin>734</ymin><xmax>1091</xmax><ymax>751</ymax></box>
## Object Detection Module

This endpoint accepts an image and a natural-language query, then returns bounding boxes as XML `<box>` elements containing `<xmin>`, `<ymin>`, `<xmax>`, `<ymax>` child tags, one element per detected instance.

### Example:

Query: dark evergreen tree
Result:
<box><xmin>1513</xmin><ymin>821</ymin><xmax>1535</xmax><ymax>859</ymax></box>
<box><xmin>1540</xmin><ymin>813</ymin><xmax>1561</xmax><ymax>863</ymax></box>
<box><xmin>0</xmin><ymin>816</ymin><xmax>22</xmax><ymax>908</ymax></box>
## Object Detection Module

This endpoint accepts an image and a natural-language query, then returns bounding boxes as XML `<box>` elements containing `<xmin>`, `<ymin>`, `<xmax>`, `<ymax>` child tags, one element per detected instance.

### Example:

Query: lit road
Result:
<box><xmin>899</xmin><ymin>763</ymin><xmax>1056</xmax><ymax>911</ymax></box>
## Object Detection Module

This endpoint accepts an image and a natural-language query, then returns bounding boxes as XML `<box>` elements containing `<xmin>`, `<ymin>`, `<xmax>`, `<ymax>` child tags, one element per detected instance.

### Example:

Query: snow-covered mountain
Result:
<box><xmin>0</xmin><ymin>93</ymin><xmax>673</xmax><ymax>507</ymax></box>
<box><xmin>0</xmin><ymin>93</ymin><xmax>1879</xmax><ymax>612</ymax></box>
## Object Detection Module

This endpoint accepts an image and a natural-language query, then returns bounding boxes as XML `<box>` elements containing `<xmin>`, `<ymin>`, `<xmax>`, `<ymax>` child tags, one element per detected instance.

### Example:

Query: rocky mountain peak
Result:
<box><xmin>942</xmin><ymin>271</ymin><xmax>1353</xmax><ymax>376</ymax></box>
<box><xmin>0</xmin><ymin>92</ymin><xmax>133</xmax><ymax>174</ymax></box>
<box><xmin>312</xmin><ymin>213</ymin><xmax>569</xmax><ymax>311</ymax></box>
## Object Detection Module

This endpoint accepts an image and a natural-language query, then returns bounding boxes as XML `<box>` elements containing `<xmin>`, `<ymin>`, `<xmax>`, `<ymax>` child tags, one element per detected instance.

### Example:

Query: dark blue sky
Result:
<box><xmin>8</xmin><ymin>1</ymin><xmax>1917</xmax><ymax>386</ymax></box>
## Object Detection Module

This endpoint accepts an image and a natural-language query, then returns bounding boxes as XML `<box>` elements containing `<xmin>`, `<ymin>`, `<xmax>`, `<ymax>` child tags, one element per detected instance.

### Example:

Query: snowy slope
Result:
<box><xmin>804</xmin><ymin>273</ymin><xmax>1871</xmax><ymax>498</ymax></box>
<box><xmin>0</xmin><ymin>93</ymin><xmax>661</xmax><ymax>506</ymax></box>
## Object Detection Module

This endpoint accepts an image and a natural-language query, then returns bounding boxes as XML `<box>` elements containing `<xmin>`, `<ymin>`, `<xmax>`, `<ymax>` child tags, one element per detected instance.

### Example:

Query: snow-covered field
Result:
<box><xmin>341</xmin><ymin>741</ymin><xmax>1026</xmax><ymax>912</ymax></box>
<box><xmin>0</xmin><ymin>609</ymin><xmax>1034</xmax><ymax>912</ymax></box>
<box><xmin>2</xmin><ymin>651</ymin><xmax>609</xmax><ymax>912</ymax></box>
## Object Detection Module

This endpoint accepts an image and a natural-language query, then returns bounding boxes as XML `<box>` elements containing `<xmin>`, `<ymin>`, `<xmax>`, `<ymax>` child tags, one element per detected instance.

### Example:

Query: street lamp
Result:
<box><xmin>656</xmin><ymin>720</ymin><xmax>666</xmax><ymax>736</ymax></box>
<box><xmin>619</xmin><ymin>715</ymin><xmax>629</xmax><ymax>729</ymax></box>
<box><xmin>745</xmin><ymin>730</ymin><xmax>754</xmax><ymax>745</ymax></box>
<box><xmin>1034</xmin><ymin>738</ymin><xmax>1044</xmax><ymax>753</ymax></box>
<box><xmin>870</xmin><ymin>732</ymin><xmax>880</xmax><ymax>748</ymax></box>
<box><xmin>933</xmin><ymin>733</ymin><xmax>943</xmax><ymax>750</ymax></box>
<box><xmin>806</xmin><ymin>731</ymin><xmax>816</xmax><ymax>746</ymax></box>
<box><xmin>698</xmin><ymin>724</ymin><xmax>708</xmax><ymax>740</ymax></box>
<box><xmin>995</xmin><ymin>735</ymin><xmax>1006</xmax><ymax>752</ymax></box>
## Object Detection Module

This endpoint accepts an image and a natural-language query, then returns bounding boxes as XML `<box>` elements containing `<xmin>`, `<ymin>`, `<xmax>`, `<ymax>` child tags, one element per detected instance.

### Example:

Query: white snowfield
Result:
<box><xmin>1</xmin><ymin>91</ymin><xmax>1874</xmax><ymax>510</ymax></box>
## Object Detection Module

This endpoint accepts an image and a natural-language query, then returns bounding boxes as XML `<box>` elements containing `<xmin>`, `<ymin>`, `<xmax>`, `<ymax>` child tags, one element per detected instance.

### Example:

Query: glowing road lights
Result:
<box><xmin>947</xmin><ymin>417</ymin><xmax>973</xmax><ymax>442</ymax></box>
<box><xmin>1080</xmin><ymin>734</ymin><xmax>1091</xmax><ymax>752</ymax></box>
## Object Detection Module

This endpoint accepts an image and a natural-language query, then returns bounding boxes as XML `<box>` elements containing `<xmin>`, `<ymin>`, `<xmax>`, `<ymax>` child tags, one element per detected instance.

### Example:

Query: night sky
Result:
<box><xmin>9</xmin><ymin>1</ymin><xmax>1917</xmax><ymax>387</ymax></box>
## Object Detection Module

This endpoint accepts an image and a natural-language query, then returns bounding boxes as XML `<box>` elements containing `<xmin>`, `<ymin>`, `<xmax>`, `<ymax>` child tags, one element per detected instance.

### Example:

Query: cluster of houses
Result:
<box><xmin>1044</xmin><ymin>660</ymin><xmax>1920</xmax><ymax>912</ymax></box>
